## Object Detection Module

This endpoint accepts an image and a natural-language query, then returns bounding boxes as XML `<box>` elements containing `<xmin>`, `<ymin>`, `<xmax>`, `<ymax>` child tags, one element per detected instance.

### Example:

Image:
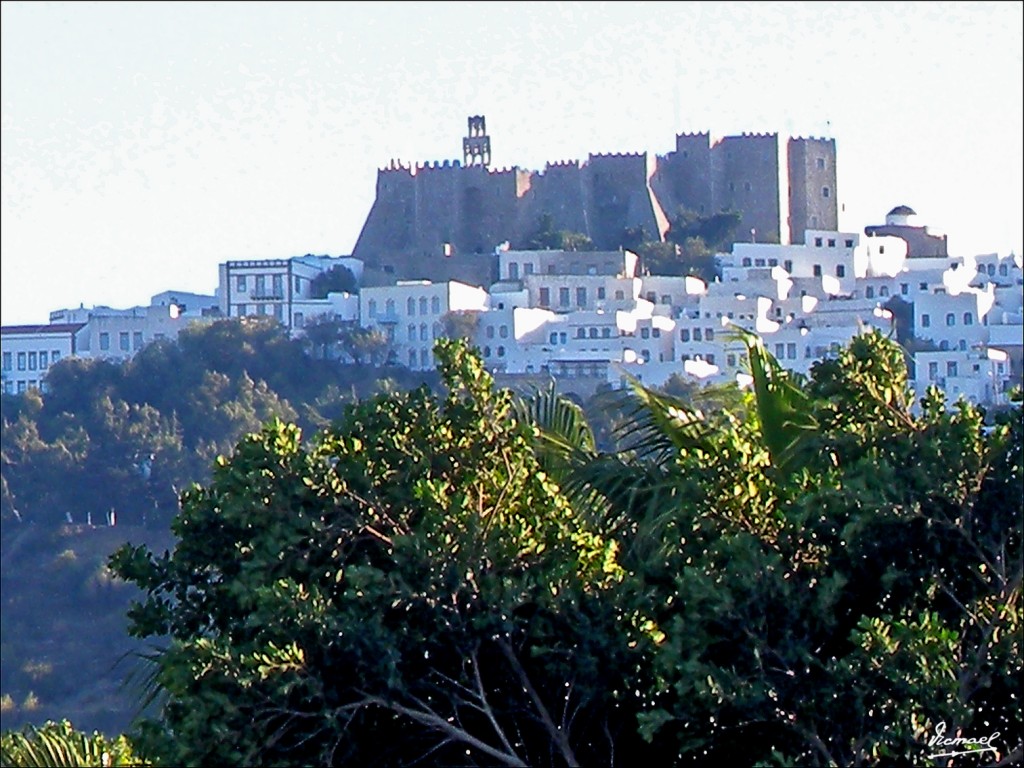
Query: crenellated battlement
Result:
<box><xmin>588</xmin><ymin>151</ymin><xmax>646</xmax><ymax>160</ymax></box>
<box><xmin>791</xmin><ymin>135</ymin><xmax>833</xmax><ymax>143</ymax></box>
<box><xmin>738</xmin><ymin>132</ymin><xmax>778</xmax><ymax>139</ymax></box>
<box><xmin>544</xmin><ymin>159</ymin><xmax>581</xmax><ymax>170</ymax></box>
<box><xmin>676</xmin><ymin>131</ymin><xmax>710</xmax><ymax>139</ymax></box>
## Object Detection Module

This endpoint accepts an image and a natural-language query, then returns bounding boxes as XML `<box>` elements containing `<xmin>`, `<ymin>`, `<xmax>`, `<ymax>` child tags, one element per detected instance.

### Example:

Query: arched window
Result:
<box><xmin>407</xmin><ymin>297</ymin><xmax>415</xmax><ymax>315</ymax></box>
<box><xmin>963</xmin><ymin>312</ymin><xmax>973</xmax><ymax>326</ymax></box>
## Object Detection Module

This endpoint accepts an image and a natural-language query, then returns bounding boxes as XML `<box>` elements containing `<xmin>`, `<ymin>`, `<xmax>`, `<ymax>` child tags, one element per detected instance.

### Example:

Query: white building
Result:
<box><xmin>360</xmin><ymin>280</ymin><xmax>489</xmax><ymax>370</ymax></box>
<box><xmin>1</xmin><ymin>324</ymin><xmax>84</xmax><ymax>394</ymax></box>
<box><xmin>218</xmin><ymin>255</ymin><xmax>364</xmax><ymax>331</ymax></box>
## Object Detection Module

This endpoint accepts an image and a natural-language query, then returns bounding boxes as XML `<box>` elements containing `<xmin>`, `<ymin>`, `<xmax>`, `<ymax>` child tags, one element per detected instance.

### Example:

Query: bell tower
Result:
<box><xmin>462</xmin><ymin>115</ymin><xmax>491</xmax><ymax>167</ymax></box>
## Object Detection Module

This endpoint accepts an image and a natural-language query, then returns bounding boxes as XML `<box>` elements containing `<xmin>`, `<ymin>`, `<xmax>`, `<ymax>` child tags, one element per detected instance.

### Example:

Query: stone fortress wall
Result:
<box><xmin>353</xmin><ymin>117</ymin><xmax>838</xmax><ymax>288</ymax></box>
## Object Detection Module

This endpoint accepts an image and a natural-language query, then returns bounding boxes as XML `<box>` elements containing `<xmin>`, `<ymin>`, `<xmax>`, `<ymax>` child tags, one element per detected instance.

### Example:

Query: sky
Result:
<box><xmin>2</xmin><ymin>0</ymin><xmax>1022</xmax><ymax>326</ymax></box>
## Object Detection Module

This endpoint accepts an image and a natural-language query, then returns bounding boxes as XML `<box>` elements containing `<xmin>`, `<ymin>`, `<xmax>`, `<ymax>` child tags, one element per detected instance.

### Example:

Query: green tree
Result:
<box><xmin>310</xmin><ymin>265</ymin><xmax>358</xmax><ymax>298</ymax></box>
<box><xmin>529</xmin><ymin>329</ymin><xmax>1022</xmax><ymax>765</ymax></box>
<box><xmin>524</xmin><ymin>213</ymin><xmax>595</xmax><ymax>252</ymax></box>
<box><xmin>110</xmin><ymin>340</ymin><xmax>648</xmax><ymax>767</ymax></box>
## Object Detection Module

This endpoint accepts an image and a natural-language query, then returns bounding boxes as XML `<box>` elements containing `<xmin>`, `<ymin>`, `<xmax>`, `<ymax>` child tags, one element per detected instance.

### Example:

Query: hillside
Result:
<box><xmin>0</xmin><ymin>521</ymin><xmax>175</xmax><ymax>736</ymax></box>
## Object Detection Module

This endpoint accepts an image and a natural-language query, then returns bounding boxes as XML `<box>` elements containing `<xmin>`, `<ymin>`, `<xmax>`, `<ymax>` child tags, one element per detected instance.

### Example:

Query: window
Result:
<box><xmin>693</xmin><ymin>328</ymin><xmax>702</xmax><ymax>341</ymax></box>
<box><xmin>549</xmin><ymin>332</ymin><xmax>558</xmax><ymax>344</ymax></box>
<box><xmin>597</xmin><ymin>287</ymin><xmax>606</xmax><ymax>300</ymax></box>
<box><xmin>786</xmin><ymin>343</ymin><xmax>797</xmax><ymax>360</ymax></box>
<box><xmin>755</xmin><ymin>259</ymin><xmax>766</xmax><ymax>267</ymax></box>
<box><xmin>680</xmin><ymin>329</ymin><xmax>690</xmax><ymax>342</ymax></box>
<box><xmin>999</xmin><ymin>264</ymin><xmax>1008</xmax><ymax>276</ymax></box>
<box><xmin>119</xmin><ymin>332</ymin><xmax>130</xmax><ymax>351</ymax></box>
<box><xmin>419</xmin><ymin>297</ymin><xmax>428</xmax><ymax>315</ymax></box>
<box><xmin>945</xmin><ymin>313</ymin><xmax>955</xmax><ymax>327</ymax></box>
<box><xmin>879</xmin><ymin>246</ymin><xmax>885</xmax><ymax>255</ymax></box>
<box><xmin>272</xmin><ymin>275</ymin><xmax>283</xmax><ymax>296</ymax></box>
<box><xmin>133</xmin><ymin>331</ymin><xmax>144</xmax><ymax>350</ymax></box>
<box><xmin>919</xmin><ymin>282</ymin><xmax>928</xmax><ymax>291</ymax></box>
<box><xmin>963</xmin><ymin>312</ymin><xmax>973</xmax><ymax>326</ymax></box>
<box><xmin>866</xmin><ymin>286</ymin><xmax>875</xmax><ymax>298</ymax></box>
<box><xmin>768</xmin><ymin>259</ymin><xmax>778</xmax><ymax>267</ymax></box>
<box><xmin>921</xmin><ymin>314</ymin><xmax>931</xmax><ymax>328</ymax></box>
<box><xmin>836</xmin><ymin>265</ymin><xmax>846</xmax><ymax>277</ymax></box>
<box><xmin>368</xmin><ymin>299</ymin><xmax>377</xmax><ymax>317</ymax></box>
<box><xmin>813</xmin><ymin>264</ymin><xmax>822</xmax><ymax>277</ymax></box>
<box><xmin>814</xmin><ymin>237</ymin><xmax>823</xmax><ymax>247</ymax></box>
<box><xmin>727</xmin><ymin>354</ymin><xmax>736</xmax><ymax>367</ymax></box>
<box><xmin>497</xmin><ymin>346</ymin><xmax>505</xmax><ymax>357</ymax></box>
<box><xmin>559</xmin><ymin>287</ymin><xmax>570</xmax><ymax>307</ymax></box>
<box><xmin>294</xmin><ymin>276</ymin><xmax>301</xmax><ymax>292</ymax></box>
<box><xmin>484</xmin><ymin>345</ymin><xmax>492</xmax><ymax>357</ymax></box>
<box><xmin>602</xmin><ymin>328</ymin><xmax>611</xmax><ymax>338</ymax></box>
<box><xmin>294</xmin><ymin>312</ymin><xmax>304</xmax><ymax>328</ymax></box>
<box><xmin>742</xmin><ymin>257</ymin><xmax>753</xmax><ymax>267</ymax></box>
<box><xmin>559</xmin><ymin>332</ymin><xmax>567</xmax><ymax>344</ymax></box>
<box><xmin>236</xmin><ymin>304</ymin><xmax>248</xmax><ymax>317</ymax></box>
<box><xmin>539</xmin><ymin>287</ymin><xmax>550</xmax><ymax>307</ymax></box>
<box><xmin>99</xmin><ymin>333</ymin><xmax>110</xmax><ymax>351</ymax></box>
<box><xmin>615</xmin><ymin>290</ymin><xmax>625</xmax><ymax>300</ymax></box>
<box><xmin>928</xmin><ymin>362</ymin><xmax>939</xmax><ymax>380</ymax></box>
<box><xmin>420</xmin><ymin>324</ymin><xmax>428</xmax><ymax>341</ymax></box>
<box><xmin>775</xmin><ymin>343</ymin><xmax>785</xmax><ymax>358</ymax></box>
<box><xmin>1</xmin><ymin>352</ymin><xmax>10</xmax><ymax>371</ymax></box>
<box><xmin>523</xmin><ymin>263</ymin><xmax>534</xmax><ymax>275</ymax></box>
<box><xmin>784</xmin><ymin>260</ymin><xmax>793</xmax><ymax>272</ymax></box>
<box><xmin>900</xmin><ymin>283</ymin><xmax>908</xmax><ymax>295</ymax></box>
<box><xmin>641</xmin><ymin>349</ymin><xmax>651</xmax><ymax>362</ymax></box>
<box><xmin>408</xmin><ymin>325</ymin><xmax>417</xmax><ymax>342</ymax></box>
<box><xmin>705</xmin><ymin>329</ymin><xmax>714</xmax><ymax>341</ymax></box>
<box><xmin>385</xmin><ymin>299</ymin><xmax>395</xmax><ymax>316</ymax></box>
<box><xmin>653</xmin><ymin>328</ymin><xmax>661</xmax><ymax>338</ymax></box>
<box><xmin>827</xmin><ymin>239</ymin><xmax>836</xmax><ymax>247</ymax></box>
<box><xmin>431</xmin><ymin>297</ymin><xmax>441</xmax><ymax>314</ymax></box>
<box><xmin>407</xmin><ymin>298</ymin><xmax>416</xmax><ymax>315</ymax></box>
<box><xmin>822</xmin><ymin>186</ymin><xmax>830</xmax><ymax>198</ymax></box>
<box><xmin>845</xmin><ymin>239</ymin><xmax>854</xmax><ymax>247</ymax></box>
<box><xmin>509</xmin><ymin>262</ymin><xmax>519</xmax><ymax>280</ymax></box>
<box><xmin>236</xmin><ymin>275</ymin><xmax>247</xmax><ymax>291</ymax></box>
<box><xmin>255</xmin><ymin>276</ymin><xmax>265</xmax><ymax>295</ymax></box>
<box><xmin>576</xmin><ymin>287</ymin><xmax>587</xmax><ymax>307</ymax></box>
<box><xmin>409</xmin><ymin>350</ymin><xmax>417</xmax><ymax>367</ymax></box>
<box><xmin>880</xmin><ymin>286</ymin><xmax>889</xmax><ymax>297</ymax></box>
<box><xmin>420</xmin><ymin>349</ymin><xmax>429</xmax><ymax>367</ymax></box>
<box><xmin>816</xmin><ymin>157</ymin><xmax>825</xmax><ymax>169</ymax></box>
<box><xmin>947</xmin><ymin>361</ymin><xmax>958</xmax><ymax>378</ymax></box>
<box><xmin>28</xmin><ymin>351</ymin><xmax>37</xmax><ymax>371</ymax></box>
<box><xmin>577</xmin><ymin>328</ymin><xmax>586</xmax><ymax>339</ymax></box>
<box><xmin>640</xmin><ymin>328</ymin><xmax>650</xmax><ymax>339</ymax></box>
<box><xmin>589</xmin><ymin>328</ymin><xmax>598</xmax><ymax>339</ymax></box>
<box><xmin>706</xmin><ymin>354</ymin><xmax>715</xmax><ymax>365</ymax></box>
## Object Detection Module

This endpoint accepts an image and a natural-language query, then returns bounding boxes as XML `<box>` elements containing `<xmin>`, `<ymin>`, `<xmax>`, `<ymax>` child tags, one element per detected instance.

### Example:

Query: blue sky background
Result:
<box><xmin>2</xmin><ymin>1</ymin><xmax>1021</xmax><ymax>325</ymax></box>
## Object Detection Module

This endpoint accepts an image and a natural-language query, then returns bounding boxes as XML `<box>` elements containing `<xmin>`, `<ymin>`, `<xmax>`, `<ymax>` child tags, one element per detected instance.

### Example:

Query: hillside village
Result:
<box><xmin>2</xmin><ymin>118</ymin><xmax>1021</xmax><ymax>406</ymax></box>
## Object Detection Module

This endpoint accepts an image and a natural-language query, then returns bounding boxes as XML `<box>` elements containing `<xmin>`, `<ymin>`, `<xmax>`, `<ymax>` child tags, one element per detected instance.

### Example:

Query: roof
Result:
<box><xmin>1</xmin><ymin>323</ymin><xmax>86</xmax><ymax>335</ymax></box>
<box><xmin>887</xmin><ymin>204</ymin><xmax>917</xmax><ymax>216</ymax></box>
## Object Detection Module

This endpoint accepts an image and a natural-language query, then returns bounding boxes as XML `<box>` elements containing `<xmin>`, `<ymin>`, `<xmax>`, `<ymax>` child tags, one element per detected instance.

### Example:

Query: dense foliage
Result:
<box><xmin>1</xmin><ymin>317</ymin><xmax>435</xmax><ymax>528</ymax></box>
<box><xmin>0</xmin><ymin>719</ymin><xmax>143</xmax><ymax>767</ymax></box>
<box><xmin>111</xmin><ymin>340</ymin><xmax>650</xmax><ymax>766</ymax></box>
<box><xmin>108</xmin><ymin>332</ymin><xmax>1021</xmax><ymax>766</ymax></box>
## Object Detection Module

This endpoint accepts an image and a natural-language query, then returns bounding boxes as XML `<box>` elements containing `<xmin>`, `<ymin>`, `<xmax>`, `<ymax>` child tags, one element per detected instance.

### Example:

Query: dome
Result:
<box><xmin>887</xmin><ymin>205</ymin><xmax>917</xmax><ymax>217</ymax></box>
<box><xmin>885</xmin><ymin>204</ymin><xmax>919</xmax><ymax>227</ymax></box>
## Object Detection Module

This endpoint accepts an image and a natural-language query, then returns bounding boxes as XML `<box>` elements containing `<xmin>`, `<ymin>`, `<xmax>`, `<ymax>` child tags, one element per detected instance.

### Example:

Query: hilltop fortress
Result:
<box><xmin>353</xmin><ymin>116</ymin><xmax>837</xmax><ymax>287</ymax></box>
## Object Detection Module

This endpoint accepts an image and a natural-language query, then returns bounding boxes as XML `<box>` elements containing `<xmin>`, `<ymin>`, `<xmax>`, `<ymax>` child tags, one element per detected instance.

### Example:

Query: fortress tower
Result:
<box><xmin>463</xmin><ymin>115</ymin><xmax>491</xmax><ymax>168</ymax></box>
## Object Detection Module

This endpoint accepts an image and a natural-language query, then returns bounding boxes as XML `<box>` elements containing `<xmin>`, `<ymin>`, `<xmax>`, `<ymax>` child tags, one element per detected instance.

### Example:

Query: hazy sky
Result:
<box><xmin>2</xmin><ymin>1</ymin><xmax>1022</xmax><ymax>325</ymax></box>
